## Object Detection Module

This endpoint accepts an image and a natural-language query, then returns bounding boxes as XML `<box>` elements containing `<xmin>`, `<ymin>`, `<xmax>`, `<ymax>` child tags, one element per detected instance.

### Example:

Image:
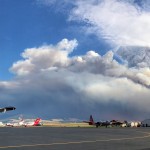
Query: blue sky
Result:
<box><xmin>0</xmin><ymin>0</ymin><xmax>67</xmax><ymax>79</ymax></box>
<box><xmin>1</xmin><ymin>0</ymin><xmax>150</xmax><ymax>120</ymax></box>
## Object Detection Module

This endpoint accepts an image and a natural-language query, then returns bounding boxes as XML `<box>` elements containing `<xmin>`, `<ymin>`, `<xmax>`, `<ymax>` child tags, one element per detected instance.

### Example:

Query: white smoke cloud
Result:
<box><xmin>37</xmin><ymin>0</ymin><xmax>150</xmax><ymax>46</ymax></box>
<box><xmin>116</xmin><ymin>46</ymin><xmax>150</xmax><ymax>68</ymax></box>
<box><xmin>68</xmin><ymin>0</ymin><xmax>150</xmax><ymax>47</ymax></box>
<box><xmin>3</xmin><ymin>0</ymin><xmax>150</xmax><ymax>120</ymax></box>
<box><xmin>10</xmin><ymin>39</ymin><xmax>78</xmax><ymax>76</ymax></box>
<box><xmin>12</xmin><ymin>0</ymin><xmax>148</xmax><ymax>120</ymax></box>
<box><xmin>0</xmin><ymin>38</ymin><xmax>146</xmax><ymax>120</ymax></box>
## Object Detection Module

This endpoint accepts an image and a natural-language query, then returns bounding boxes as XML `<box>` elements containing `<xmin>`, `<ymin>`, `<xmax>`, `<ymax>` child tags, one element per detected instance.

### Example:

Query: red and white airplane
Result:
<box><xmin>24</xmin><ymin>118</ymin><xmax>41</xmax><ymax>127</ymax></box>
<box><xmin>6</xmin><ymin>117</ymin><xmax>41</xmax><ymax>127</ymax></box>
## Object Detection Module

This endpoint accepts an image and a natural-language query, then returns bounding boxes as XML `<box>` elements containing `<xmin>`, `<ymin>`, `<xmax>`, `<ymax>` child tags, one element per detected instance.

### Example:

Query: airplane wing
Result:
<box><xmin>0</xmin><ymin>106</ymin><xmax>16</xmax><ymax>113</ymax></box>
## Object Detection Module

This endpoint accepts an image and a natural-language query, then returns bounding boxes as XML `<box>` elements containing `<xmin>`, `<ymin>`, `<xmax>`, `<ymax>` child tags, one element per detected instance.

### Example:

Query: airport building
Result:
<box><xmin>141</xmin><ymin>119</ymin><xmax>150</xmax><ymax>127</ymax></box>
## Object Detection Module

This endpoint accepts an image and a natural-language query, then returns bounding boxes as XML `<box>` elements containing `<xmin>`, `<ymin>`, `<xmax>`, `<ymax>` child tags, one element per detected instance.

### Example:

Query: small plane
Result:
<box><xmin>83</xmin><ymin>115</ymin><xmax>110</xmax><ymax>128</ymax></box>
<box><xmin>0</xmin><ymin>106</ymin><xmax>16</xmax><ymax>113</ymax></box>
<box><xmin>24</xmin><ymin>118</ymin><xmax>41</xmax><ymax>127</ymax></box>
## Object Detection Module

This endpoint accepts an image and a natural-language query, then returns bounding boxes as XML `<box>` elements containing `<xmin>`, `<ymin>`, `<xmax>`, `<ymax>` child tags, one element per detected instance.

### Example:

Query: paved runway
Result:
<box><xmin>0</xmin><ymin>127</ymin><xmax>150</xmax><ymax>150</ymax></box>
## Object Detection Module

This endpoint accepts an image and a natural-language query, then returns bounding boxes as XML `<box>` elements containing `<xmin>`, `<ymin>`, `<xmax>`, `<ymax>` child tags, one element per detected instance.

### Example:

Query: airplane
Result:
<box><xmin>83</xmin><ymin>115</ymin><xmax>110</xmax><ymax>128</ymax></box>
<box><xmin>0</xmin><ymin>106</ymin><xmax>16</xmax><ymax>113</ymax></box>
<box><xmin>110</xmin><ymin>120</ymin><xmax>128</xmax><ymax>127</ymax></box>
<box><xmin>24</xmin><ymin>118</ymin><xmax>41</xmax><ymax>127</ymax></box>
<box><xmin>6</xmin><ymin>117</ymin><xmax>24</xmax><ymax>127</ymax></box>
<box><xmin>6</xmin><ymin>117</ymin><xmax>42</xmax><ymax>127</ymax></box>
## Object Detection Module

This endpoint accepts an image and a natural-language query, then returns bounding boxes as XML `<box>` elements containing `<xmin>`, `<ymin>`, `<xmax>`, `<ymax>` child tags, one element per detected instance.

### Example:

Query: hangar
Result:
<box><xmin>141</xmin><ymin>119</ymin><xmax>150</xmax><ymax>127</ymax></box>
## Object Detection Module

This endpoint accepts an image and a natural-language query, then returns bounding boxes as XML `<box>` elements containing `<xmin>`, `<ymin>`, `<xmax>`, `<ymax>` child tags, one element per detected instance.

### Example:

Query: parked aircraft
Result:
<box><xmin>0</xmin><ymin>106</ymin><xmax>16</xmax><ymax>113</ymax></box>
<box><xmin>110</xmin><ymin>120</ymin><xmax>128</xmax><ymax>127</ymax></box>
<box><xmin>24</xmin><ymin>118</ymin><xmax>41</xmax><ymax>127</ymax></box>
<box><xmin>6</xmin><ymin>117</ymin><xmax>24</xmax><ymax>127</ymax></box>
<box><xmin>6</xmin><ymin>117</ymin><xmax>42</xmax><ymax>127</ymax></box>
<box><xmin>83</xmin><ymin>115</ymin><xmax>110</xmax><ymax>128</ymax></box>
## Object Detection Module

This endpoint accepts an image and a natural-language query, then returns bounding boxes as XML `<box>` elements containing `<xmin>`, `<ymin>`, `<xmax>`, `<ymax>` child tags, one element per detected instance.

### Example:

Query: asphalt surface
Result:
<box><xmin>0</xmin><ymin>127</ymin><xmax>150</xmax><ymax>150</ymax></box>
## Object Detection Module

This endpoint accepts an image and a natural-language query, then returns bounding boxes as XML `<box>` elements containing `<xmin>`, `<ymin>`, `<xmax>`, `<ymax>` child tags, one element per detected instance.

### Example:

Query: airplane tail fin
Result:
<box><xmin>89</xmin><ymin>115</ymin><xmax>95</xmax><ymax>125</ymax></box>
<box><xmin>34</xmin><ymin>118</ymin><xmax>41</xmax><ymax>126</ymax></box>
<box><xmin>83</xmin><ymin>115</ymin><xmax>95</xmax><ymax>125</ymax></box>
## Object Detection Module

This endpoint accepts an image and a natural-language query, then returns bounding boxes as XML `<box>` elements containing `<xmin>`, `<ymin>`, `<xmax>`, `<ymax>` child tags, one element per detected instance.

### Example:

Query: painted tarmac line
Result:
<box><xmin>1</xmin><ymin>134</ymin><xmax>150</xmax><ymax>149</ymax></box>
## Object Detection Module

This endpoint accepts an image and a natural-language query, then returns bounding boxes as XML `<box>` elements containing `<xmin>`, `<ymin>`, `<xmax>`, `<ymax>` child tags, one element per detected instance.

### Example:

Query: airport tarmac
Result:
<box><xmin>0</xmin><ymin>127</ymin><xmax>150</xmax><ymax>150</ymax></box>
